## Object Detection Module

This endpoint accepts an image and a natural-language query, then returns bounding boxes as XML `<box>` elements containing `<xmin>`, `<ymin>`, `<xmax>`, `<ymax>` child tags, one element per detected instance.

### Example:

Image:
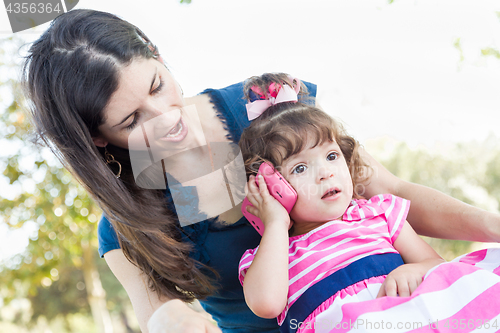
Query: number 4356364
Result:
<box><xmin>6</xmin><ymin>3</ymin><xmax>62</xmax><ymax>14</ymax></box>
<box><xmin>443</xmin><ymin>318</ymin><xmax>498</xmax><ymax>330</ymax></box>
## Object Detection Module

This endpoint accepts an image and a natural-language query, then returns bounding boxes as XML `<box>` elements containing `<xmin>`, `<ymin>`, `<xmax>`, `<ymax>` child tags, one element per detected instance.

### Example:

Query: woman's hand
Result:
<box><xmin>245</xmin><ymin>174</ymin><xmax>292</xmax><ymax>230</ymax></box>
<box><xmin>148</xmin><ymin>299</ymin><xmax>221</xmax><ymax>333</ymax></box>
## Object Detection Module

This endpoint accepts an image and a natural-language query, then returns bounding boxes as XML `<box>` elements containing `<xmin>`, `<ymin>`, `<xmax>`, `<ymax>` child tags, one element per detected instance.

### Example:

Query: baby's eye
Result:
<box><xmin>292</xmin><ymin>164</ymin><xmax>307</xmax><ymax>174</ymax></box>
<box><xmin>327</xmin><ymin>152</ymin><xmax>339</xmax><ymax>161</ymax></box>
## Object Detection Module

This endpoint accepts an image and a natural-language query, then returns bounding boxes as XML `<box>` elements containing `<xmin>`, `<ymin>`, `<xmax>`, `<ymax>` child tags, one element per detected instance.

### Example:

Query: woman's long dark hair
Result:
<box><xmin>22</xmin><ymin>9</ymin><xmax>217</xmax><ymax>301</ymax></box>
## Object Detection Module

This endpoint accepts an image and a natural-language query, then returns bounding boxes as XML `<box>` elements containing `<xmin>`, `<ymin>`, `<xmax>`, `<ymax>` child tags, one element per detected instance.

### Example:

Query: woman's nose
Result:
<box><xmin>145</xmin><ymin>99</ymin><xmax>172</xmax><ymax>118</ymax></box>
<box><xmin>142</xmin><ymin>106</ymin><xmax>182</xmax><ymax>141</ymax></box>
<box><xmin>154</xmin><ymin>108</ymin><xmax>181</xmax><ymax>126</ymax></box>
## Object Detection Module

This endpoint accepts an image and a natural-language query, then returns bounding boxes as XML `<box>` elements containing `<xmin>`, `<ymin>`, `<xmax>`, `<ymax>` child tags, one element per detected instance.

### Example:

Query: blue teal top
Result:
<box><xmin>97</xmin><ymin>80</ymin><xmax>317</xmax><ymax>333</ymax></box>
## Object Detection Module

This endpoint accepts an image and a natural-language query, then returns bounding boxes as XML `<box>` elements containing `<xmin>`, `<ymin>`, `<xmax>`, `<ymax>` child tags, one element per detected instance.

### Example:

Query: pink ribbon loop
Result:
<box><xmin>246</xmin><ymin>77</ymin><xmax>301</xmax><ymax>121</ymax></box>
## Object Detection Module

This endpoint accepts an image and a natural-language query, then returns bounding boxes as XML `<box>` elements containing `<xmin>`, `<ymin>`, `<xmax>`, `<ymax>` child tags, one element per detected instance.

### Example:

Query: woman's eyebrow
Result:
<box><xmin>112</xmin><ymin>67</ymin><xmax>158</xmax><ymax>128</ymax></box>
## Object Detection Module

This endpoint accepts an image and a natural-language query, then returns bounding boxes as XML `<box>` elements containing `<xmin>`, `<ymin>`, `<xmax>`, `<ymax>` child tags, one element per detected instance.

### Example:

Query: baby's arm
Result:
<box><xmin>377</xmin><ymin>221</ymin><xmax>445</xmax><ymax>298</ymax></box>
<box><xmin>242</xmin><ymin>175</ymin><xmax>291</xmax><ymax>318</ymax></box>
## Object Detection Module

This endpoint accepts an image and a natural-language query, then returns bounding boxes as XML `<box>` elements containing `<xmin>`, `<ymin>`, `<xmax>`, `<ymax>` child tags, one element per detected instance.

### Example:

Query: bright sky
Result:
<box><xmin>1</xmin><ymin>0</ymin><xmax>500</xmax><ymax>260</ymax></box>
<box><xmin>2</xmin><ymin>0</ymin><xmax>499</xmax><ymax>147</ymax></box>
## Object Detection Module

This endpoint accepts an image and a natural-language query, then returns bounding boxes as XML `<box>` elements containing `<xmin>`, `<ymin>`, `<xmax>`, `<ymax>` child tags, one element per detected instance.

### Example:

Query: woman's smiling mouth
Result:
<box><xmin>159</xmin><ymin>117</ymin><xmax>188</xmax><ymax>142</ymax></box>
<box><xmin>167</xmin><ymin>121</ymin><xmax>183</xmax><ymax>137</ymax></box>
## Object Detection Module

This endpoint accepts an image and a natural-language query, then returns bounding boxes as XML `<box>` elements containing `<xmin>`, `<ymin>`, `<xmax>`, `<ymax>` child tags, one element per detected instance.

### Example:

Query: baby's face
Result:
<box><xmin>281</xmin><ymin>140</ymin><xmax>353</xmax><ymax>229</ymax></box>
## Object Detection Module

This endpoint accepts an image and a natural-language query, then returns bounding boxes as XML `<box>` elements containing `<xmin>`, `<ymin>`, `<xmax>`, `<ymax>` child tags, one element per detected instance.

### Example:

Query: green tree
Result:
<box><xmin>0</xmin><ymin>37</ymin><xmax>134</xmax><ymax>332</ymax></box>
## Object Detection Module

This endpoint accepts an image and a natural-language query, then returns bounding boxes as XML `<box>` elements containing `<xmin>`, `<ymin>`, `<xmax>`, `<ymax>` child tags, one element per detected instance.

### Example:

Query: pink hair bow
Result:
<box><xmin>246</xmin><ymin>77</ymin><xmax>301</xmax><ymax>121</ymax></box>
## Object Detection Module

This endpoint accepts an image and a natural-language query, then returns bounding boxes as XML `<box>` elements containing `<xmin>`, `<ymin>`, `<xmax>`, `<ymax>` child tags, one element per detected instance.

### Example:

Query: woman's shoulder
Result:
<box><xmin>97</xmin><ymin>215</ymin><xmax>120</xmax><ymax>258</ymax></box>
<box><xmin>199</xmin><ymin>81</ymin><xmax>245</xmax><ymax>99</ymax></box>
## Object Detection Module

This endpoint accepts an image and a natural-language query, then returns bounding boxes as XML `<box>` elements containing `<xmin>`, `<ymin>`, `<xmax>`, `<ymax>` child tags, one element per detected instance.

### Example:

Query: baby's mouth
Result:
<box><xmin>322</xmin><ymin>189</ymin><xmax>340</xmax><ymax>199</ymax></box>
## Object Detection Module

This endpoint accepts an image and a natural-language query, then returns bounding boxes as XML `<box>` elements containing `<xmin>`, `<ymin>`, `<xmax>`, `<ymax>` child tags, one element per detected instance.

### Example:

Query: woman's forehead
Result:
<box><xmin>104</xmin><ymin>58</ymin><xmax>157</xmax><ymax>123</ymax></box>
<box><xmin>115</xmin><ymin>58</ymin><xmax>157</xmax><ymax>94</ymax></box>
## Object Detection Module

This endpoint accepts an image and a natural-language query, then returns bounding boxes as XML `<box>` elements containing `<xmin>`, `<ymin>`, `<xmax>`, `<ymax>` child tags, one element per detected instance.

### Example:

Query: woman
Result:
<box><xmin>22</xmin><ymin>9</ymin><xmax>500</xmax><ymax>333</ymax></box>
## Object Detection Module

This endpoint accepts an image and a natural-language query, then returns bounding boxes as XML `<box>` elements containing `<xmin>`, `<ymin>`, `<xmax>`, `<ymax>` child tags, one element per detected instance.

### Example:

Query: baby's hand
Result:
<box><xmin>245</xmin><ymin>174</ymin><xmax>291</xmax><ymax>230</ymax></box>
<box><xmin>376</xmin><ymin>263</ymin><xmax>426</xmax><ymax>298</ymax></box>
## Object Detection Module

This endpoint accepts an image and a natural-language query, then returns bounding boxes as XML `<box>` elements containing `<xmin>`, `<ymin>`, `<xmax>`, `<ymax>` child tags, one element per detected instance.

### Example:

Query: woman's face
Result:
<box><xmin>93</xmin><ymin>57</ymin><xmax>187</xmax><ymax>150</ymax></box>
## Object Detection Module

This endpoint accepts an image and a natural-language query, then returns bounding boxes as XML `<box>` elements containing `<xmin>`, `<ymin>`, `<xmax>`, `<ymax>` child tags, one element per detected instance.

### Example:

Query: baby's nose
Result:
<box><xmin>318</xmin><ymin>166</ymin><xmax>334</xmax><ymax>181</ymax></box>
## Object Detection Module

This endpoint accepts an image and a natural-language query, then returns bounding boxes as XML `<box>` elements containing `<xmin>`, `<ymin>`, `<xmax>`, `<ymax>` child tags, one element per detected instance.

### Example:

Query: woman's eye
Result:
<box><xmin>151</xmin><ymin>78</ymin><xmax>164</xmax><ymax>95</ymax></box>
<box><xmin>292</xmin><ymin>164</ymin><xmax>307</xmax><ymax>174</ymax></box>
<box><xmin>327</xmin><ymin>152</ymin><xmax>339</xmax><ymax>161</ymax></box>
<box><xmin>125</xmin><ymin>113</ymin><xmax>139</xmax><ymax>131</ymax></box>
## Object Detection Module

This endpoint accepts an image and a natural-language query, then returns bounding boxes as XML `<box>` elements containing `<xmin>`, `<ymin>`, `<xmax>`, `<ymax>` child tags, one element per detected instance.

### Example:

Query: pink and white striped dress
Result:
<box><xmin>238</xmin><ymin>194</ymin><xmax>500</xmax><ymax>333</ymax></box>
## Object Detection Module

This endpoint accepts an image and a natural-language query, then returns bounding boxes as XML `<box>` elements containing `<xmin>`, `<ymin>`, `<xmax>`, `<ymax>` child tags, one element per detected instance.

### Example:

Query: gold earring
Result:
<box><xmin>105</xmin><ymin>148</ymin><xmax>122</xmax><ymax>179</ymax></box>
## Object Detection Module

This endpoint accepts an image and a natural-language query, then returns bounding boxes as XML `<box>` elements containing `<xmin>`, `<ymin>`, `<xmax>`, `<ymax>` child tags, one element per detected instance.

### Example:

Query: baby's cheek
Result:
<box><xmin>292</xmin><ymin>183</ymin><xmax>319</xmax><ymax>199</ymax></box>
<box><xmin>289</xmin><ymin>209</ymin><xmax>302</xmax><ymax>225</ymax></box>
<box><xmin>289</xmin><ymin>196</ymin><xmax>309</xmax><ymax>219</ymax></box>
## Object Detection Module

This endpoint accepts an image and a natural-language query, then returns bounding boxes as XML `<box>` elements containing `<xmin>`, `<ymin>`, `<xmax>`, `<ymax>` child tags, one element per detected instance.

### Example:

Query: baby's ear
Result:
<box><xmin>92</xmin><ymin>136</ymin><xmax>108</xmax><ymax>148</ymax></box>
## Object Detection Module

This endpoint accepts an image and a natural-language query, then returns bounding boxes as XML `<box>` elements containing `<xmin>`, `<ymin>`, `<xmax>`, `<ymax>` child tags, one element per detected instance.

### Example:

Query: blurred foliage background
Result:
<box><xmin>364</xmin><ymin>135</ymin><xmax>500</xmax><ymax>260</ymax></box>
<box><xmin>1</xmin><ymin>7</ymin><xmax>500</xmax><ymax>333</ymax></box>
<box><xmin>0</xmin><ymin>36</ymin><xmax>139</xmax><ymax>333</ymax></box>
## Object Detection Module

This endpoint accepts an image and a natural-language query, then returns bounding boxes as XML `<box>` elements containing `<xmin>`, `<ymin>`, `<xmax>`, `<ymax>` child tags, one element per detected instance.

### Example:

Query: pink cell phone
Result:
<box><xmin>241</xmin><ymin>162</ymin><xmax>297</xmax><ymax>236</ymax></box>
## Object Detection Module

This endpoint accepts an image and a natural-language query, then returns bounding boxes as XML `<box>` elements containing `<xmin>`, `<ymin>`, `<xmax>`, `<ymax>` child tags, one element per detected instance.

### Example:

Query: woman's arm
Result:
<box><xmin>360</xmin><ymin>148</ymin><xmax>500</xmax><ymax>242</ymax></box>
<box><xmin>377</xmin><ymin>221</ymin><xmax>445</xmax><ymax>298</ymax></box>
<box><xmin>104</xmin><ymin>249</ymin><xmax>221</xmax><ymax>333</ymax></box>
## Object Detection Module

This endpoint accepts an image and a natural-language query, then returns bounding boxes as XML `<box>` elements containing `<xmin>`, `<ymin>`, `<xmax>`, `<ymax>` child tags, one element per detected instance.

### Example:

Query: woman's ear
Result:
<box><xmin>92</xmin><ymin>136</ymin><xmax>108</xmax><ymax>148</ymax></box>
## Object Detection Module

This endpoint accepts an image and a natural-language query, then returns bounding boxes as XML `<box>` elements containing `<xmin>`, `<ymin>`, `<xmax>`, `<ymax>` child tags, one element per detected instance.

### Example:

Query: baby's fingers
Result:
<box><xmin>247</xmin><ymin>175</ymin><xmax>259</xmax><ymax>194</ymax></box>
<box><xmin>245</xmin><ymin>204</ymin><xmax>260</xmax><ymax>217</ymax></box>
<box><xmin>377</xmin><ymin>277</ymin><xmax>397</xmax><ymax>298</ymax></box>
<box><xmin>396</xmin><ymin>279</ymin><xmax>410</xmax><ymax>297</ymax></box>
<box><xmin>408</xmin><ymin>276</ymin><xmax>420</xmax><ymax>296</ymax></box>
<box><xmin>395</xmin><ymin>275</ymin><xmax>421</xmax><ymax>297</ymax></box>
<box><xmin>245</xmin><ymin>176</ymin><xmax>262</xmax><ymax>207</ymax></box>
<box><xmin>247</xmin><ymin>175</ymin><xmax>263</xmax><ymax>196</ymax></box>
<box><xmin>376</xmin><ymin>280</ymin><xmax>387</xmax><ymax>298</ymax></box>
<box><xmin>256</xmin><ymin>174</ymin><xmax>271</xmax><ymax>198</ymax></box>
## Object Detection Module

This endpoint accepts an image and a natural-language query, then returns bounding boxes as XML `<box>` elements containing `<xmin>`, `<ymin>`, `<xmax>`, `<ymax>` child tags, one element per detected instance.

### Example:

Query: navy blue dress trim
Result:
<box><xmin>280</xmin><ymin>253</ymin><xmax>405</xmax><ymax>333</ymax></box>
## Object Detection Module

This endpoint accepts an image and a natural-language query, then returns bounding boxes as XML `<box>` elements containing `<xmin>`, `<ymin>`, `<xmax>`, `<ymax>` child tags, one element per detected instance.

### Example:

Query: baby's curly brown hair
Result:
<box><xmin>240</xmin><ymin>73</ymin><xmax>371</xmax><ymax>198</ymax></box>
